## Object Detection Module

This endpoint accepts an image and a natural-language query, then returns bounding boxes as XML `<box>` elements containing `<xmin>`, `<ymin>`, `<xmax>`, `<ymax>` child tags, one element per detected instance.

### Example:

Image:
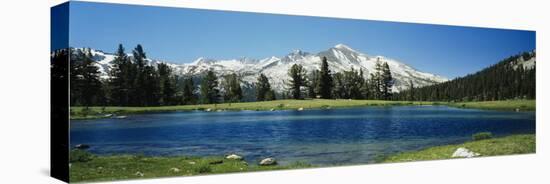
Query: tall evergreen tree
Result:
<box><xmin>369</xmin><ymin>59</ymin><xmax>384</xmax><ymax>99</ymax></box>
<box><xmin>318</xmin><ymin>56</ymin><xmax>333</xmax><ymax>99</ymax></box>
<box><xmin>157</xmin><ymin>63</ymin><xmax>176</xmax><ymax>105</ymax></box>
<box><xmin>265</xmin><ymin>90</ymin><xmax>277</xmax><ymax>101</ymax></box>
<box><xmin>182</xmin><ymin>78</ymin><xmax>196</xmax><ymax>105</ymax></box>
<box><xmin>287</xmin><ymin>64</ymin><xmax>307</xmax><ymax>99</ymax></box>
<box><xmin>256</xmin><ymin>73</ymin><xmax>273</xmax><ymax>101</ymax></box>
<box><xmin>407</xmin><ymin>79</ymin><xmax>415</xmax><ymax>101</ymax></box>
<box><xmin>108</xmin><ymin>44</ymin><xmax>130</xmax><ymax>106</ymax></box>
<box><xmin>142</xmin><ymin>65</ymin><xmax>160</xmax><ymax>106</ymax></box>
<box><xmin>72</xmin><ymin>49</ymin><xmax>102</xmax><ymax>107</ymax></box>
<box><xmin>200</xmin><ymin>70</ymin><xmax>220</xmax><ymax>104</ymax></box>
<box><xmin>381</xmin><ymin>62</ymin><xmax>394</xmax><ymax>100</ymax></box>
<box><xmin>131</xmin><ymin>44</ymin><xmax>148</xmax><ymax>106</ymax></box>
<box><xmin>332</xmin><ymin>72</ymin><xmax>345</xmax><ymax>99</ymax></box>
<box><xmin>308</xmin><ymin>70</ymin><xmax>320</xmax><ymax>98</ymax></box>
<box><xmin>222</xmin><ymin>73</ymin><xmax>243</xmax><ymax>103</ymax></box>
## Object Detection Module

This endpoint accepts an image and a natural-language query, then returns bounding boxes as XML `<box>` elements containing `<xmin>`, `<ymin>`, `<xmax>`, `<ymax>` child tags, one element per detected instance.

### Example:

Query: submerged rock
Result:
<box><xmin>259</xmin><ymin>158</ymin><xmax>277</xmax><ymax>166</ymax></box>
<box><xmin>451</xmin><ymin>147</ymin><xmax>480</xmax><ymax>158</ymax></box>
<box><xmin>225</xmin><ymin>154</ymin><xmax>243</xmax><ymax>160</ymax></box>
<box><xmin>74</xmin><ymin>144</ymin><xmax>90</xmax><ymax>150</ymax></box>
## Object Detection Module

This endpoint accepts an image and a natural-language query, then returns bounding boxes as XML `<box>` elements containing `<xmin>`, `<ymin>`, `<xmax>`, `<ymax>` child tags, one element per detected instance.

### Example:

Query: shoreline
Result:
<box><xmin>70</xmin><ymin>134</ymin><xmax>535</xmax><ymax>182</ymax></box>
<box><xmin>70</xmin><ymin>99</ymin><xmax>535</xmax><ymax>120</ymax></box>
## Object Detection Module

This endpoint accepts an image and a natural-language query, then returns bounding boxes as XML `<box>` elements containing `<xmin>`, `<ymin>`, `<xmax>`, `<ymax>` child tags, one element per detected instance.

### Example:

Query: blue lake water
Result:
<box><xmin>70</xmin><ymin>106</ymin><xmax>535</xmax><ymax>165</ymax></box>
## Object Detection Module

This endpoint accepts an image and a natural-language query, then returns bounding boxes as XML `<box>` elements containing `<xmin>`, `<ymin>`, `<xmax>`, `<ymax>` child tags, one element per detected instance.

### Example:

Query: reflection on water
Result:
<box><xmin>71</xmin><ymin>106</ymin><xmax>535</xmax><ymax>165</ymax></box>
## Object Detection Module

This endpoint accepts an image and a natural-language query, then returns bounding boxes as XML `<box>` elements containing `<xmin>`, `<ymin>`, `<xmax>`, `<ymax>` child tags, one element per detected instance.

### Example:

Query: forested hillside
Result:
<box><xmin>396</xmin><ymin>51</ymin><xmax>536</xmax><ymax>101</ymax></box>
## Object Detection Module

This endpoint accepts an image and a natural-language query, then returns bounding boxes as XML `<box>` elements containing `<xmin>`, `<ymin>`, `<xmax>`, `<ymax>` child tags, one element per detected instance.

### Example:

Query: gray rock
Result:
<box><xmin>451</xmin><ymin>147</ymin><xmax>480</xmax><ymax>158</ymax></box>
<box><xmin>259</xmin><ymin>158</ymin><xmax>277</xmax><ymax>166</ymax></box>
<box><xmin>225</xmin><ymin>154</ymin><xmax>243</xmax><ymax>160</ymax></box>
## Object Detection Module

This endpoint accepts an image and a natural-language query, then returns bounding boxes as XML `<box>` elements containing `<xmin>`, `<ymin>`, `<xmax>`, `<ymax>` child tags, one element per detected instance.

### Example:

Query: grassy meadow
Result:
<box><xmin>70</xmin><ymin>153</ymin><xmax>312</xmax><ymax>183</ymax></box>
<box><xmin>383</xmin><ymin>134</ymin><xmax>535</xmax><ymax>163</ymax></box>
<box><xmin>70</xmin><ymin>99</ymin><xmax>535</xmax><ymax>120</ymax></box>
<box><xmin>70</xmin><ymin>134</ymin><xmax>535</xmax><ymax>182</ymax></box>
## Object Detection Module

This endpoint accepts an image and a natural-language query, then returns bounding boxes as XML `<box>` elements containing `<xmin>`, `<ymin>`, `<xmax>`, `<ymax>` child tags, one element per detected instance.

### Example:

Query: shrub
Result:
<box><xmin>472</xmin><ymin>132</ymin><xmax>493</xmax><ymax>141</ymax></box>
<box><xmin>70</xmin><ymin>149</ymin><xmax>93</xmax><ymax>163</ymax></box>
<box><xmin>193</xmin><ymin>163</ymin><xmax>212</xmax><ymax>173</ymax></box>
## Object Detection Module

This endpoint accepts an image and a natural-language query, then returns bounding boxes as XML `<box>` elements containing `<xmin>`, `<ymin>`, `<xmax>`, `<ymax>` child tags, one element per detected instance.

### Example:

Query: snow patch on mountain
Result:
<box><xmin>81</xmin><ymin>44</ymin><xmax>448</xmax><ymax>93</ymax></box>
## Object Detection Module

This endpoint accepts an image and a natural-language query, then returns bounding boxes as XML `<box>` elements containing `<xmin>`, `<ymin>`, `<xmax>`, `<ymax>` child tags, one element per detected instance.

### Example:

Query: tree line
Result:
<box><xmin>61</xmin><ymin>43</ymin><xmax>534</xmax><ymax>107</ymax></box>
<box><xmin>395</xmin><ymin>51</ymin><xmax>536</xmax><ymax>101</ymax></box>
<box><xmin>285</xmin><ymin>56</ymin><xmax>394</xmax><ymax>100</ymax></box>
<box><xmin>65</xmin><ymin>44</ymin><xmax>279</xmax><ymax>107</ymax></box>
<box><xmin>59</xmin><ymin>44</ymin><xmax>398</xmax><ymax>107</ymax></box>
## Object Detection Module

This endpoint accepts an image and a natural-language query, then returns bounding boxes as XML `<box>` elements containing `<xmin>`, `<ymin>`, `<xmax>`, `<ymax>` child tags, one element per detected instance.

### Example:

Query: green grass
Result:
<box><xmin>447</xmin><ymin>100</ymin><xmax>535</xmax><ymax>111</ymax></box>
<box><xmin>70</xmin><ymin>134</ymin><xmax>535</xmax><ymax>182</ymax></box>
<box><xmin>383</xmin><ymin>134</ymin><xmax>535</xmax><ymax>163</ymax></box>
<box><xmin>70</xmin><ymin>154</ymin><xmax>313</xmax><ymax>183</ymax></box>
<box><xmin>70</xmin><ymin>99</ymin><xmax>438</xmax><ymax>119</ymax></box>
<box><xmin>70</xmin><ymin>99</ymin><xmax>535</xmax><ymax>120</ymax></box>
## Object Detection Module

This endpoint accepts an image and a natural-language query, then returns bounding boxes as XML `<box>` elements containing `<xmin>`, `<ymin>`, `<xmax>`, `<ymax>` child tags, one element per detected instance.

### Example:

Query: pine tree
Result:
<box><xmin>132</xmin><ymin>44</ymin><xmax>148</xmax><ymax>106</ymax></box>
<box><xmin>381</xmin><ymin>62</ymin><xmax>394</xmax><ymax>100</ymax></box>
<box><xmin>72</xmin><ymin>49</ymin><xmax>102</xmax><ymax>107</ymax></box>
<box><xmin>287</xmin><ymin>64</ymin><xmax>307</xmax><ymax>99</ymax></box>
<box><xmin>407</xmin><ymin>79</ymin><xmax>415</xmax><ymax>101</ymax></box>
<box><xmin>369</xmin><ymin>59</ymin><xmax>383</xmax><ymax>99</ymax></box>
<box><xmin>108</xmin><ymin>44</ymin><xmax>130</xmax><ymax>106</ymax></box>
<box><xmin>142</xmin><ymin>65</ymin><xmax>160</xmax><ymax>106</ymax></box>
<box><xmin>158</xmin><ymin>63</ymin><xmax>176</xmax><ymax>105</ymax></box>
<box><xmin>256</xmin><ymin>73</ymin><xmax>272</xmax><ymax>101</ymax></box>
<box><xmin>332</xmin><ymin>72</ymin><xmax>345</xmax><ymax>99</ymax></box>
<box><xmin>222</xmin><ymin>73</ymin><xmax>243</xmax><ymax>103</ymax></box>
<box><xmin>200</xmin><ymin>70</ymin><xmax>220</xmax><ymax>104</ymax></box>
<box><xmin>307</xmin><ymin>70</ymin><xmax>320</xmax><ymax>98</ymax></box>
<box><xmin>318</xmin><ymin>56</ymin><xmax>333</xmax><ymax>99</ymax></box>
<box><xmin>182</xmin><ymin>78</ymin><xmax>196</xmax><ymax>105</ymax></box>
<box><xmin>265</xmin><ymin>90</ymin><xmax>277</xmax><ymax>101</ymax></box>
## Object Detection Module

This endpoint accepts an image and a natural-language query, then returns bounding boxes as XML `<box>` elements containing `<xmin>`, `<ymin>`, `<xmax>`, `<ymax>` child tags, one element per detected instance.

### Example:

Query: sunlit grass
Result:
<box><xmin>383</xmin><ymin>134</ymin><xmax>535</xmax><ymax>163</ymax></box>
<box><xmin>70</xmin><ymin>99</ymin><xmax>535</xmax><ymax>120</ymax></box>
<box><xmin>70</xmin><ymin>154</ymin><xmax>312</xmax><ymax>183</ymax></box>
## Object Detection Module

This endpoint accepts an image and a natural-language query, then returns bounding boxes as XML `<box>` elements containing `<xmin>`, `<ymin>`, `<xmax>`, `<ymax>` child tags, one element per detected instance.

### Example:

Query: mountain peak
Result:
<box><xmin>289</xmin><ymin>49</ymin><xmax>308</xmax><ymax>56</ymax></box>
<box><xmin>333</xmin><ymin>44</ymin><xmax>356</xmax><ymax>52</ymax></box>
<box><xmin>192</xmin><ymin>57</ymin><xmax>216</xmax><ymax>65</ymax></box>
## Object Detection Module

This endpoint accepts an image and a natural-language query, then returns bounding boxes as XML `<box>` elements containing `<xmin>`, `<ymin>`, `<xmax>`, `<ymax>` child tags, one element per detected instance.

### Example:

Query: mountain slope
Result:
<box><xmin>396</xmin><ymin>51</ymin><xmax>536</xmax><ymax>101</ymax></box>
<box><xmin>84</xmin><ymin>44</ymin><xmax>448</xmax><ymax>94</ymax></box>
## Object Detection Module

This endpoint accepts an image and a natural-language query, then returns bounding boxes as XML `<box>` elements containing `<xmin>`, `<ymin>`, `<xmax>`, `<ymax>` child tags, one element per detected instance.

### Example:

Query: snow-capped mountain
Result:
<box><xmin>84</xmin><ymin>44</ymin><xmax>448</xmax><ymax>93</ymax></box>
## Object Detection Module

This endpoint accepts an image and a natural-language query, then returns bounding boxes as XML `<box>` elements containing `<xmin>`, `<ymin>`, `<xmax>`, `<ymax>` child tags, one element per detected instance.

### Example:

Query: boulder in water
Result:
<box><xmin>74</xmin><ymin>144</ymin><xmax>90</xmax><ymax>150</ymax></box>
<box><xmin>259</xmin><ymin>157</ymin><xmax>277</xmax><ymax>166</ymax></box>
<box><xmin>225</xmin><ymin>154</ymin><xmax>243</xmax><ymax>160</ymax></box>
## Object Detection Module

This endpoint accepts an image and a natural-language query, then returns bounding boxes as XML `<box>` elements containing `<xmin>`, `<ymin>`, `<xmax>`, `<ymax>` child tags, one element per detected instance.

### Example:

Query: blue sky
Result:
<box><xmin>65</xmin><ymin>1</ymin><xmax>535</xmax><ymax>78</ymax></box>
